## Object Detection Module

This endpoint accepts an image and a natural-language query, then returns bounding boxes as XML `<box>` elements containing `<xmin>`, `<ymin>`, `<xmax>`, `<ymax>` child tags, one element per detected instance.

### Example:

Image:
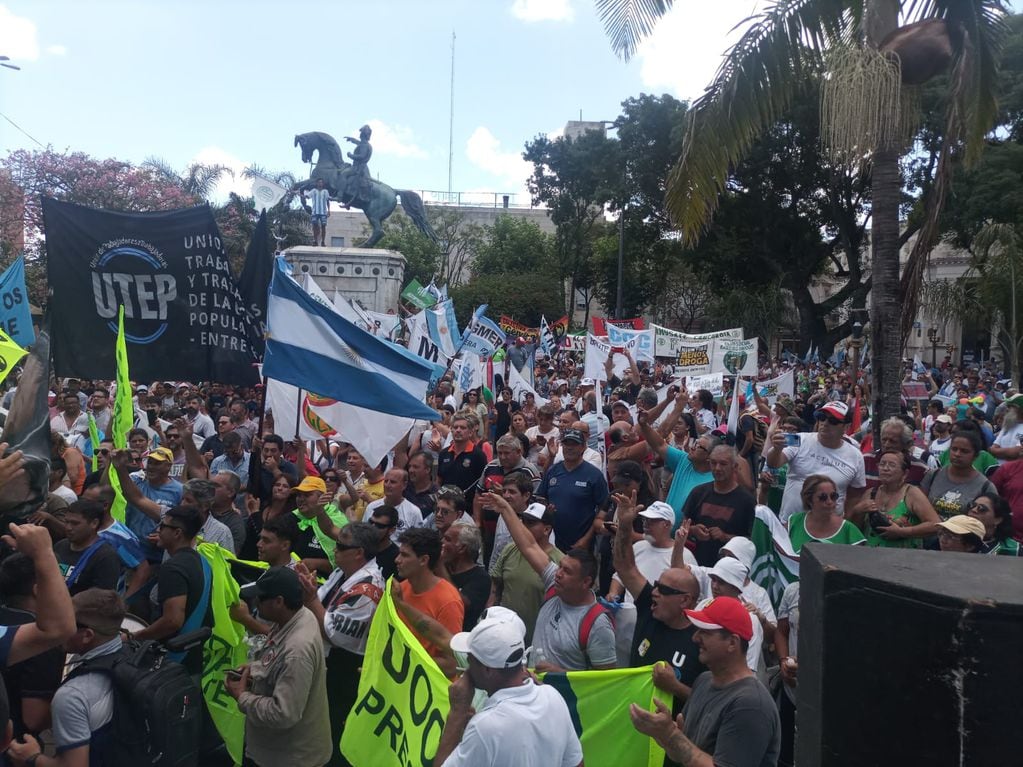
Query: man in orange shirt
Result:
<box><xmin>397</xmin><ymin>528</ymin><xmax>464</xmax><ymax>674</ymax></box>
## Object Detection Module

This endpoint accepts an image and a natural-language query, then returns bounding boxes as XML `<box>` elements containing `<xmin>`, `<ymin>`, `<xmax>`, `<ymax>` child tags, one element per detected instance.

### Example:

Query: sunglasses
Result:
<box><xmin>98</xmin><ymin>448</ymin><xmax>111</xmax><ymax>456</ymax></box>
<box><xmin>368</xmin><ymin>520</ymin><xmax>393</xmax><ymax>530</ymax></box>
<box><xmin>815</xmin><ymin>414</ymin><xmax>844</xmax><ymax>425</ymax></box>
<box><xmin>157</xmin><ymin>521</ymin><xmax>183</xmax><ymax>532</ymax></box>
<box><xmin>323</xmin><ymin>475</ymin><xmax>339</xmax><ymax>482</ymax></box>
<box><xmin>335</xmin><ymin>540</ymin><xmax>362</xmax><ymax>551</ymax></box>
<box><xmin>816</xmin><ymin>492</ymin><xmax>840</xmax><ymax>502</ymax></box>
<box><xmin>968</xmin><ymin>501</ymin><xmax>992</xmax><ymax>513</ymax></box>
<box><xmin>653</xmin><ymin>580</ymin><xmax>689</xmax><ymax>597</ymax></box>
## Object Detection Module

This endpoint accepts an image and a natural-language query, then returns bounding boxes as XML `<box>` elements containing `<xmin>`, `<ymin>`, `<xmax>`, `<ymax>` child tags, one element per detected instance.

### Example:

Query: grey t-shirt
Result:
<box><xmin>532</xmin><ymin>561</ymin><xmax>616</xmax><ymax>671</ymax></box>
<box><xmin>53</xmin><ymin>637</ymin><xmax>120</xmax><ymax>753</ymax></box>
<box><xmin>683</xmin><ymin>674</ymin><xmax>780</xmax><ymax>767</ymax></box>
<box><xmin>921</xmin><ymin>467</ymin><xmax>997</xmax><ymax>521</ymax></box>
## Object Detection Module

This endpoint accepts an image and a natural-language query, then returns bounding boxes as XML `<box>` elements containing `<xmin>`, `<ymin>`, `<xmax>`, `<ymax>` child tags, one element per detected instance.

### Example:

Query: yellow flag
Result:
<box><xmin>0</xmin><ymin>328</ymin><xmax>27</xmax><ymax>387</ymax></box>
<box><xmin>109</xmin><ymin>306</ymin><xmax>132</xmax><ymax>522</ymax></box>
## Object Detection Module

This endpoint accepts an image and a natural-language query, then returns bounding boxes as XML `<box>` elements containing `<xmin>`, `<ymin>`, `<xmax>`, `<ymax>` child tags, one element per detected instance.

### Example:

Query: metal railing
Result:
<box><xmin>416</xmin><ymin>190</ymin><xmax>539</xmax><ymax>209</ymax></box>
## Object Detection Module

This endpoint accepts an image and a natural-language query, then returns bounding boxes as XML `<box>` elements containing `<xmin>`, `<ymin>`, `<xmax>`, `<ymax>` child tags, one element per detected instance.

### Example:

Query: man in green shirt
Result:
<box><xmin>292</xmin><ymin>476</ymin><xmax>347</xmax><ymax>576</ymax></box>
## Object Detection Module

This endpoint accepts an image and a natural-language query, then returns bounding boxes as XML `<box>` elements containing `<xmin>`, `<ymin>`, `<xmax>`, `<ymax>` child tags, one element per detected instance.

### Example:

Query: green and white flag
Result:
<box><xmin>749</xmin><ymin>505</ymin><xmax>800</xmax><ymax>609</ymax></box>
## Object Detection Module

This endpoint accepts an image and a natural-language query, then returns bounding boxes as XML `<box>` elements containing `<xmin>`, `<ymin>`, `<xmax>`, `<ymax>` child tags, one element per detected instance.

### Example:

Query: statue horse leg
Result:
<box><xmin>357</xmin><ymin>189</ymin><xmax>398</xmax><ymax>248</ymax></box>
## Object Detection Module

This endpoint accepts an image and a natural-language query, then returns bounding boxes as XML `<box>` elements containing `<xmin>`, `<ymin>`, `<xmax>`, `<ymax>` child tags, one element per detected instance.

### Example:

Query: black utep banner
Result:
<box><xmin>236</xmin><ymin>209</ymin><xmax>271</xmax><ymax>355</ymax></box>
<box><xmin>43</xmin><ymin>197</ymin><xmax>260</xmax><ymax>383</ymax></box>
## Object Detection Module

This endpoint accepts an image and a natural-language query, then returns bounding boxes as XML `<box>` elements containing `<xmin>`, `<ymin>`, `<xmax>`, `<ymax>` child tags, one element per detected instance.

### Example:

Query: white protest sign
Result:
<box><xmin>712</xmin><ymin>338</ymin><xmax>758</xmax><ymax>376</ymax></box>
<box><xmin>686</xmin><ymin>372</ymin><xmax>724</xmax><ymax>396</ymax></box>
<box><xmin>654</xmin><ymin>325</ymin><xmax>743</xmax><ymax>357</ymax></box>
<box><xmin>753</xmin><ymin>369</ymin><xmax>794</xmax><ymax>404</ymax></box>
<box><xmin>606</xmin><ymin>324</ymin><xmax>655</xmax><ymax>362</ymax></box>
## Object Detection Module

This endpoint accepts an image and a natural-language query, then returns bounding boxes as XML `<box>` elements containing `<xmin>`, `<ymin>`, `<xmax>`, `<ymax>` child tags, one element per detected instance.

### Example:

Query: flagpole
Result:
<box><xmin>294</xmin><ymin>387</ymin><xmax>303</xmax><ymax>440</ymax></box>
<box><xmin>256</xmin><ymin>375</ymin><xmax>269</xmax><ymax>439</ymax></box>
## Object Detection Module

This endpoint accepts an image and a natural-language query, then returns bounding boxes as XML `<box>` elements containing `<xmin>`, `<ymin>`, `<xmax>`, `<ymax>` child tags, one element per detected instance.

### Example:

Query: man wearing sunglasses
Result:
<box><xmin>766</xmin><ymin>400</ymin><xmax>866</xmax><ymax>524</ymax></box>
<box><xmin>612</xmin><ymin>492</ymin><xmax>706</xmax><ymax>706</ymax></box>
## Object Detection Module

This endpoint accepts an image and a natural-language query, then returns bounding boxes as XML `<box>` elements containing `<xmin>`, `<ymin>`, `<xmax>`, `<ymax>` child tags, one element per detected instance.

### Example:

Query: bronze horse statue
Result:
<box><xmin>292</xmin><ymin>131</ymin><xmax>437</xmax><ymax>248</ymax></box>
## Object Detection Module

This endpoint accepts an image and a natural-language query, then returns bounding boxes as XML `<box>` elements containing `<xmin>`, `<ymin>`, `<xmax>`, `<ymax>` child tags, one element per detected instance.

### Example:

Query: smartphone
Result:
<box><xmin>225</xmin><ymin>668</ymin><xmax>244</xmax><ymax>682</ymax></box>
<box><xmin>784</xmin><ymin>433</ymin><xmax>801</xmax><ymax>448</ymax></box>
<box><xmin>146</xmin><ymin>409</ymin><xmax>157</xmax><ymax>426</ymax></box>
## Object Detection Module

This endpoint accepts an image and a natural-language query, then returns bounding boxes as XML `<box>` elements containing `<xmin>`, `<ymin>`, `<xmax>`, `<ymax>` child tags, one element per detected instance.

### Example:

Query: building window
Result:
<box><xmin>331</xmin><ymin>236</ymin><xmax>345</xmax><ymax>248</ymax></box>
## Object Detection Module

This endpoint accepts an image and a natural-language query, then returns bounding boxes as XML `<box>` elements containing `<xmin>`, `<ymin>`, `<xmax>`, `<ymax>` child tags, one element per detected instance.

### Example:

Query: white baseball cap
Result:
<box><xmin>638</xmin><ymin>501</ymin><xmax>675</xmax><ymax>524</ymax></box>
<box><xmin>449</xmin><ymin>617</ymin><xmax>526</xmax><ymax>669</ymax></box>
<box><xmin>708</xmin><ymin>557</ymin><xmax>748</xmax><ymax>592</ymax></box>
<box><xmin>580</xmin><ymin>377</ymin><xmax>595</xmax><ymax>387</ymax></box>
<box><xmin>521</xmin><ymin>502</ymin><xmax>553</xmax><ymax>525</ymax></box>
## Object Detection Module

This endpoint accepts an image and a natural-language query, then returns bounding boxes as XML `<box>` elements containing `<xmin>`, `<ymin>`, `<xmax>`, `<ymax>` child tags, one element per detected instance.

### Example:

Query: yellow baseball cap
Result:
<box><xmin>295</xmin><ymin>476</ymin><xmax>327</xmax><ymax>493</ymax></box>
<box><xmin>147</xmin><ymin>447</ymin><xmax>174</xmax><ymax>463</ymax></box>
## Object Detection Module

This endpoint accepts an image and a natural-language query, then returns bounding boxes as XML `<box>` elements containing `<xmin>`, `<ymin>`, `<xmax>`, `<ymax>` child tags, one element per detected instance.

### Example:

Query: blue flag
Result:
<box><xmin>0</xmin><ymin>257</ymin><xmax>34</xmax><ymax>347</ymax></box>
<box><xmin>264</xmin><ymin>258</ymin><xmax>439</xmax><ymax>421</ymax></box>
<box><xmin>461</xmin><ymin>306</ymin><xmax>505</xmax><ymax>359</ymax></box>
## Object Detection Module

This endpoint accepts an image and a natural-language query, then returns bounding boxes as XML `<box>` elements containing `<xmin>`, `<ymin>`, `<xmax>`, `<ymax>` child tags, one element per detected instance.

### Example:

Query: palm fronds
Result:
<box><xmin>594</xmin><ymin>0</ymin><xmax>674</xmax><ymax>60</ymax></box>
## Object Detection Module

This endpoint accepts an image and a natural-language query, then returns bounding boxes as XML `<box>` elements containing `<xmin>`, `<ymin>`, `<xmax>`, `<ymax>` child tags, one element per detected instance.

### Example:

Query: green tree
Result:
<box><xmin>377</xmin><ymin>208</ymin><xmax>485</xmax><ymax>288</ymax></box>
<box><xmin>597</xmin><ymin>0</ymin><xmax>1007</xmax><ymax>432</ymax></box>
<box><xmin>923</xmin><ymin>222</ymin><xmax>1023</xmax><ymax>382</ymax></box>
<box><xmin>470</xmin><ymin>215</ymin><xmax>555</xmax><ymax>277</ymax></box>
<box><xmin>449</xmin><ymin>273</ymin><xmax>564</xmax><ymax>329</ymax></box>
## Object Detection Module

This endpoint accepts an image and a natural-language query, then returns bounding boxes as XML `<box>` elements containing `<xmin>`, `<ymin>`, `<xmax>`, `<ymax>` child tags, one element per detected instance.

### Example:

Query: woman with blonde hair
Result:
<box><xmin>788</xmin><ymin>474</ymin><xmax>865</xmax><ymax>553</ymax></box>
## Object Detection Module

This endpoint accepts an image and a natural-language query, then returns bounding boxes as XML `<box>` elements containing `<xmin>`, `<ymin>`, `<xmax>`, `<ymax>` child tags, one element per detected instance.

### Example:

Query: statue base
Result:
<box><xmin>282</xmin><ymin>246</ymin><xmax>406</xmax><ymax>314</ymax></box>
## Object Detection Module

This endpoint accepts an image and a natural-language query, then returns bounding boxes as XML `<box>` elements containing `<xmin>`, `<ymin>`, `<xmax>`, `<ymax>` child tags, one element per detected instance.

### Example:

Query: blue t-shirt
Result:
<box><xmin>537</xmin><ymin>460</ymin><xmax>609</xmax><ymax>550</ymax></box>
<box><xmin>664</xmin><ymin>446</ymin><xmax>713</xmax><ymax>530</ymax></box>
<box><xmin>126</xmin><ymin>477</ymin><xmax>183</xmax><ymax>562</ymax></box>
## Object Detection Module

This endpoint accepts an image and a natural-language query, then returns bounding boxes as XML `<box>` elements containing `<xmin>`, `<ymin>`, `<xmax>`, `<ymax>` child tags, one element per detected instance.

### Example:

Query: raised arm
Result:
<box><xmin>751</xmin><ymin>383</ymin><xmax>772</xmax><ymax>418</ymax></box>
<box><xmin>111</xmin><ymin>450</ymin><xmax>163</xmax><ymax>520</ymax></box>
<box><xmin>637</xmin><ymin>409</ymin><xmax>669</xmax><ymax>463</ymax></box>
<box><xmin>656</xmin><ymin>387</ymin><xmax>690</xmax><ymax>438</ymax></box>
<box><xmin>610</xmin><ymin>491</ymin><xmax>648</xmax><ymax>599</ymax></box>
<box><xmin>174</xmin><ymin>418</ymin><xmax>208</xmax><ymax>480</ymax></box>
<box><xmin>670</xmin><ymin>520</ymin><xmax>692</xmax><ymax>569</ymax></box>
<box><xmin>483</xmin><ymin>491</ymin><xmax>550</xmax><ymax>577</ymax></box>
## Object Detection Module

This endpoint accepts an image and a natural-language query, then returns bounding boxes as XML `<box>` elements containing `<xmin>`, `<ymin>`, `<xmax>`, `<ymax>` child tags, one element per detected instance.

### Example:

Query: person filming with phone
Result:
<box><xmin>765</xmin><ymin>401</ymin><xmax>867</xmax><ymax>525</ymax></box>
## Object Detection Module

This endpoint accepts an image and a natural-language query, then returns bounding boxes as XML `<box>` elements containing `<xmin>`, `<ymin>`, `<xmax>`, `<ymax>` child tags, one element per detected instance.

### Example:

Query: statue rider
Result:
<box><xmin>341</xmin><ymin>124</ymin><xmax>373</xmax><ymax>209</ymax></box>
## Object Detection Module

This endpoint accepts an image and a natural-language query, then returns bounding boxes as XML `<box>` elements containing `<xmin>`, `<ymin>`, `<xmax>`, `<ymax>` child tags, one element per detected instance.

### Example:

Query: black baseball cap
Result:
<box><xmin>561</xmin><ymin>428</ymin><xmax>586</xmax><ymax>444</ymax></box>
<box><xmin>240</xmin><ymin>566</ymin><xmax>303</xmax><ymax>604</ymax></box>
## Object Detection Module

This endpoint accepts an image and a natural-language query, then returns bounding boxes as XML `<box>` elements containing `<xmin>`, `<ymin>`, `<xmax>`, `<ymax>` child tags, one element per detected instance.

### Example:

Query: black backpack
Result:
<box><xmin>67</xmin><ymin>638</ymin><xmax>202</xmax><ymax>767</ymax></box>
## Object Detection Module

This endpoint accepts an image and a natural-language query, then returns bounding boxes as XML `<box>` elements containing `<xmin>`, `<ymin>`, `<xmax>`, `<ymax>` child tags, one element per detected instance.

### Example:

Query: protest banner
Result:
<box><xmin>498</xmin><ymin>315</ymin><xmax>540</xmax><ymax>342</ymax></box>
<box><xmin>712</xmin><ymin>338</ymin><xmax>758</xmax><ymax>376</ymax></box>
<box><xmin>685</xmin><ymin>372</ymin><xmax>725</xmax><ymax>396</ymax></box>
<box><xmin>750</xmin><ymin>369</ymin><xmax>795</xmax><ymax>404</ymax></box>
<box><xmin>342</xmin><ymin>583</ymin><xmax>667</xmax><ymax>767</ymax></box>
<box><xmin>673</xmin><ymin>340</ymin><xmax>713</xmax><ymax>377</ymax></box>
<box><xmin>653</xmin><ymin>325</ymin><xmax>743</xmax><ymax>357</ymax></box>
<box><xmin>0</xmin><ymin>256</ymin><xmax>34</xmax><ymax>347</ymax></box>
<box><xmin>400</xmin><ymin>278</ymin><xmax>437</xmax><ymax>310</ymax></box>
<box><xmin>42</xmin><ymin>197</ymin><xmax>260</xmax><ymax>382</ymax></box>
<box><xmin>591</xmin><ymin>316</ymin><xmax>645</xmax><ymax>334</ymax></box>
<box><xmin>563</xmin><ymin>333</ymin><xmax>587</xmax><ymax>352</ymax></box>
<box><xmin>606</xmin><ymin>324</ymin><xmax>655</xmax><ymax>362</ymax></box>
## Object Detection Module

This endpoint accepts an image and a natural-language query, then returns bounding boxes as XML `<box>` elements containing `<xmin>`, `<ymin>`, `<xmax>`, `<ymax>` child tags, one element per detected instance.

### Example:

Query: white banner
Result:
<box><xmin>250</xmin><ymin>174</ymin><xmax>288</xmax><ymax>212</ymax></box>
<box><xmin>563</xmin><ymin>335</ymin><xmax>587</xmax><ymax>352</ymax></box>
<box><xmin>606</xmin><ymin>325</ymin><xmax>655</xmax><ymax>362</ymax></box>
<box><xmin>686</xmin><ymin>373</ymin><xmax>724</xmax><ymax>396</ymax></box>
<box><xmin>751</xmin><ymin>369</ymin><xmax>794</xmax><ymax>404</ymax></box>
<box><xmin>654</xmin><ymin>325</ymin><xmax>743</xmax><ymax>357</ymax></box>
<box><xmin>584</xmin><ymin>334</ymin><xmax>612</xmax><ymax>381</ymax></box>
<box><xmin>407</xmin><ymin>311</ymin><xmax>450</xmax><ymax>365</ymax></box>
<box><xmin>712</xmin><ymin>338</ymin><xmax>758</xmax><ymax>376</ymax></box>
<box><xmin>508</xmin><ymin>364</ymin><xmax>549</xmax><ymax>407</ymax></box>
<box><xmin>673</xmin><ymin>340</ymin><xmax>714</xmax><ymax>377</ymax></box>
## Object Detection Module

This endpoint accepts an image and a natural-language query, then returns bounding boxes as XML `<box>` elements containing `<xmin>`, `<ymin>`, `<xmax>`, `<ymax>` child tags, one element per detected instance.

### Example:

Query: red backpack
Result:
<box><xmin>544</xmin><ymin>587</ymin><xmax>615</xmax><ymax>667</ymax></box>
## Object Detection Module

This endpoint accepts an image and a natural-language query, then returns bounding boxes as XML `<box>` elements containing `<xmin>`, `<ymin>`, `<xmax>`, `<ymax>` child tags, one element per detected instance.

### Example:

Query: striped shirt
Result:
<box><xmin>309</xmin><ymin>188</ymin><xmax>329</xmax><ymax>216</ymax></box>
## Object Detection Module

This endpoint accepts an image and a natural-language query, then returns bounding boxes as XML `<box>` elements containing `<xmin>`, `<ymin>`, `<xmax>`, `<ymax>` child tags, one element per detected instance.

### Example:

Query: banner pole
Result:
<box><xmin>256</xmin><ymin>374</ymin><xmax>269</xmax><ymax>438</ymax></box>
<box><xmin>294</xmin><ymin>387</ymin><xmax>303</xmax><ymax>440</ymax></box>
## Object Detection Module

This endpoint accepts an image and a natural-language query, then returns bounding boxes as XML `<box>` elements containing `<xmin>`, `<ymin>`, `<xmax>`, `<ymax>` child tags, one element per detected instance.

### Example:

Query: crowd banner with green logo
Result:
<box><xmin>400</xmin><ymin>278</ymin><xmax>437</xmax><ymax>310</ymax></box>
<box><xmin>653</xmin><ymin>324</ymin><xmax>743</xmax><ymax>357</ymax></box>
<box><xmin>197</xmin><ymin>542</ymin><xmax>250</xmax><ymax>765</ymax></box>
<box><xmin>342</xmin><ymin>583</ymin><xmax>667</xmax><ymax>767</ymax></box>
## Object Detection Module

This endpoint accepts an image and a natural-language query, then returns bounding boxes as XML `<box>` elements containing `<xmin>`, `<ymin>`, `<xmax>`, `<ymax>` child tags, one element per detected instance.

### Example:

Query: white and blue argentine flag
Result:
<box><xmin>461</xmin><ymin>306</ymin><xmax>506</xmax><ymax>359</ymax></box>
<box><xmin>264</xmin><ymin>258</ymin><xmax>439</xmax><ymax>420</ymax></box>
<box><xmin>425</xmin><ymin>299</ymin><xmax>460</xmax><ymax>358</ymax></box>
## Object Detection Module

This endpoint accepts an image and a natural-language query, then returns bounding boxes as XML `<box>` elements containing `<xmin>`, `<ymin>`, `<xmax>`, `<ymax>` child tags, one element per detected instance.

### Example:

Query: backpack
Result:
<box><xmin>67</xmin><ymin>639</ymin><xmax>202</xmax><ymax>767</ymax></box>
<box><xmin>750</xmin><ymin>417</ymin><xmax>769</xmax><ymax>452</ymax></box>
<box><xmin>544</xmin><ymin>587</ymin><xmax>615</xmax><ymax>667</ymax></box>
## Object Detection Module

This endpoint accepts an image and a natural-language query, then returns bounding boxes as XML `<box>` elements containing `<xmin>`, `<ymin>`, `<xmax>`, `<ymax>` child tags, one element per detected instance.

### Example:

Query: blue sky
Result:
<box><xmin>0</xmin><ymin>0</ymin><xmax>768</xmax><ymax>204</ymax></box>
<box><xmin>3</xmin><ymin>1</ymin><xmax>1020</xmax><ymax>206</ymax></box>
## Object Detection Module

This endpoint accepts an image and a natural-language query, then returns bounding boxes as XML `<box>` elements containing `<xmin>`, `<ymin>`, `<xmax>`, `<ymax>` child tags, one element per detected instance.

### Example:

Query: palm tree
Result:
<box><xmin>142</xmin><ymin>157</ymin><xmax>235</xmax><ymax>200</ymax></box>
<box><xmin>596</xmin><ymin>0</ymin><xmax>1007</xmax><ymax>436</ymax></box>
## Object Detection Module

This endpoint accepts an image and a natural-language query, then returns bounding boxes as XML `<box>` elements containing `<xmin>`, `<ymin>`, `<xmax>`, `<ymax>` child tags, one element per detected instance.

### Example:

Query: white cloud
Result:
<box><xmin>366</xmin><ymin>119</ymin><xmax>428</xmax><ymax>159</ymax></box>
<box><xmin>636</xmin><ymin>1</ymin><xmax>763</xmax><ymax>101</ymax></box>
<box><xmin>465</xmin><ymin>126</ymin><xmax>533</xmax><ymax>201</ymax></box>
<box><xmin>511</xmin><ymin>0</ymin><xmax>573</xmax><ymax>23</ymax></box>
<box><xmin>0</xmin><ymin>5</ymin><xmax>40</xmax><ymax>61</ymax></box>
<box><xmin>45</xmin><ymin>44</ymin><xmax>66</xmax><ymax>56</ymax></box>
<box><xmin>190</xmin><ymin>146</ymin><xmax>252</xmax><ymax>203</ymax></box>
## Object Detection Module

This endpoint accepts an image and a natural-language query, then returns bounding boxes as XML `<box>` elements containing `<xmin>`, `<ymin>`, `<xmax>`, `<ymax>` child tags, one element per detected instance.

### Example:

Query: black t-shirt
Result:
<box><xmin>376</xmin><ymin>542</ymin><xmax>399</xmax><ymax>581</ymax></box>
<box><xmin>494</xmin><ymin>401</ymin><xmax>520</xmax><ymax>437</ymax></box>
<box><xmin>450</xmin><ymin>565</ymin><xmax>491</xmax><ymax>630</ymax></box>
<box><xmin>437</xmin><ymin>444</ymin><xmax>488</xmax><ymax>501</ymax></box>
<box><xmin>404</xmin><ymin>484</ymin><xmax>438</xmax><ymax>520</ymax></box>
<box><xmin>200</xmin><ymin>434</ymin><xmax>224</xmax><ymax>459</ymax></box>
<box><xmin>631</xmin><ymin>583</ymin><xmax>705</xmax><ymax>686</ymax></box>
<box><xmin>0</xmin><ymin>606</ymin><xmax>64</xmax><ymax>739</ymax></box>
<box><xmin>53</xmin><ymin>539</ymin><xmax>121</xmax><ymax>595</ymax></box>
<box><xmin>158</xmin><ymin>548</ymin><xmax>213</xmax><ymax>674</ymax></box>
<box><xmin>681</xmin><ymin>483</ymin><xmax>756</xmax><ymax>566</ymax></box>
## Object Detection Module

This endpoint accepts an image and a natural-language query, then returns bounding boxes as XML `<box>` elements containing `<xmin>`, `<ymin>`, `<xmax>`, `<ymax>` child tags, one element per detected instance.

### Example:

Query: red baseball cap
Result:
<box><xmin>684</xmin><ymin>596</ymin><xmax>753</xmax><ymax>641</ymax></box>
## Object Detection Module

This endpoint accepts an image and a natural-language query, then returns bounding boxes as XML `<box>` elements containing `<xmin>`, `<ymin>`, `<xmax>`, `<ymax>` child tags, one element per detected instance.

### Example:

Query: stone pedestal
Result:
<box><xmin>282</xmin><ymin>246</ymin><xmax>405</xmax><ymax>313</ymax></box>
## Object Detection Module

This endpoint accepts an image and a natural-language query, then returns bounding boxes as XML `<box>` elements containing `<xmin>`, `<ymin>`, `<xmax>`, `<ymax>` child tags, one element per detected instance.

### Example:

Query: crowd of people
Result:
<box><xmin>0</xmin><ymin>344</ymin><xmax>1017</xmax><ymax>766</ymax></box>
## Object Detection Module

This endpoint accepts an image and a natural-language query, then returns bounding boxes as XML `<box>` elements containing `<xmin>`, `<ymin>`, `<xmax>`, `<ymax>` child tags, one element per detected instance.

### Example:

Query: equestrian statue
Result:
<box><xmin>292</xmin><ymin>129</ymin><xmax>438</xmax><ymax>248</ymax></box>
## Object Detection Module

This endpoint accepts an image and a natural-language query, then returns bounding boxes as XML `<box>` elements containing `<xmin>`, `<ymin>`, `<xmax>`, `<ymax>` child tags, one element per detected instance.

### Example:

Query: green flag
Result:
<box><xmin>400</xmin><ymin>278</ymin><xmax>437</xmax><ymax>310</ymax></box>
<box><xmin>749</xmin><ymin>505</ymin><xmax>800</xmax><ymax>609</ymax></box>
<box><xmin>0</xmin><ymin>328</ymin><xmax>26</xmax><ymax>387</ymax></box>
<box><xmin>108</xmin><ymin>306</ymin><xmax>134</xmax><ymax>522</ymax></box>
<box><xmin>88</xmin><ymin>414</ymin><xmax>101</xmax><ymax>472</ymax></box>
